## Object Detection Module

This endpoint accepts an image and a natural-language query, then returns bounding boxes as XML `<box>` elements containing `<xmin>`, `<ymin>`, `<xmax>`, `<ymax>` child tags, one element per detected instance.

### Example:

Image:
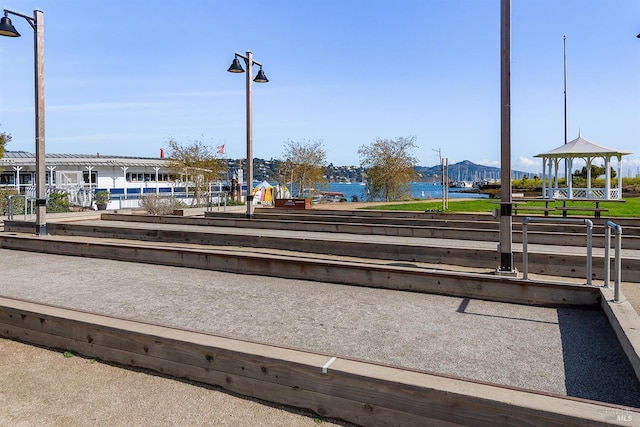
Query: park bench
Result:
<box><xmin>555</xmin><ymin>206</ymin><xmax>609</xmax><ymax>218</ymax></box>
<box><xmin>512</xmin><ymin>197</ymin><xmax>555</xmax><ymax>217</ymax></box>
<box><xmin>514</xmin><ymin>206</ymin><xmax>556</xmax><ymax>216</ymax></box>
<box><xmin>554</xmin><ymin>199</ymin><xmax>624</xmax><ymax>218</ymax></box>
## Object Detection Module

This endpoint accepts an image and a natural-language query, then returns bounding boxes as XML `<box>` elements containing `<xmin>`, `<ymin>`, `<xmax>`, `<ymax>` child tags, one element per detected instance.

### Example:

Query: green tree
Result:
<box><xmin>358</xmin><ymin>136</ymin><xmax>419</xmax><ymax>201</ymax></box>
<box><xmin>573</xmin><ymin>164</ymin><xmax>617</xmax><ymax>179</ymax></box>
<box><xmin>282</xmin><ymin>139</ymin><xmax>327</xmax><ymax>197</ymax></box>
<box><xmin>0</xmin><ymin>125</ymin><xmax>11</xmax><ymax>159</ymax></box>
<box><xmin>167</xmin><ymin>138</ymin><xmax>226</xmax><ymax>206</ymax></box>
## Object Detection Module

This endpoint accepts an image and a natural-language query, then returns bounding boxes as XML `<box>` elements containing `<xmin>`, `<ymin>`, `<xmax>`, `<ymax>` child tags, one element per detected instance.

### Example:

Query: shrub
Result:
<box><xmin>47</xmin><ymin>191</ymin><xmax>71</xmax><ymax>213</ymax></box>
<box><xmin>140</xmin><ymin>194</ymin><xmax>183</xmax><ymax>215</ymax></box>
<box><xmin>0</xmin><ymin>188</ymin><xmax>23</xmax><ymax>215</ymax></box>
<box><xmin>94</xmin><ymin>191</ymin><xmax>110</xmax><ymax>204</ymax></box>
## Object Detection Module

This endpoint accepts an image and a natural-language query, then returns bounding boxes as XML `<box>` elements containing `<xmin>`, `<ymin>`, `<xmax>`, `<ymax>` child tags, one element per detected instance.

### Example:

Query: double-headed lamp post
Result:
<box><xmin>227</xmin><ymin>51</ymin><xmax>269</xmax><ymax>218</ymax></box>
<box><xmin>0</xmin><ymin>9</ymin><xmax>47</xmax><ymax>235</ymax></box>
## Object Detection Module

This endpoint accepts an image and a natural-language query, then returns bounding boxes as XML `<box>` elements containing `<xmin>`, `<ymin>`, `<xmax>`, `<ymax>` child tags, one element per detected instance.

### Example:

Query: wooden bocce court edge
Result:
<box><xmin>0</xmin><ymin>233</ymin><xmax>601</xmax><ymax>307</ymax></box>
<box><xmin>600</xmin><ymin>286</ymin><xmax>640</xmax><ymax>382</ymax></box>
<box><xmin>6</xmin><ymin>217</ymin><xmax>639</xmax><ymax>280</ymax></box>
<box><xmin>0</xmin><ymin>296</ymin><xmax>636</xmax><ymax>427</ymax></box>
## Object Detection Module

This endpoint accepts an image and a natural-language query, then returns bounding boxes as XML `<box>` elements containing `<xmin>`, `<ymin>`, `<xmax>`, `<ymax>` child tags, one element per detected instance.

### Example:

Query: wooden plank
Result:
<box><xmin>1</xmin><ymin>298</ymin><xmax>637</xmax><ymax>427</ymax></box>
<box><xmin>557</xmin><ymin>207</ymin><xmax>609</xmax><ymax>212</ymax></box>
<box><xmin>514</xmin><ymin>207</ymin><xmax>554</xmax><ymax>211</ymax></box>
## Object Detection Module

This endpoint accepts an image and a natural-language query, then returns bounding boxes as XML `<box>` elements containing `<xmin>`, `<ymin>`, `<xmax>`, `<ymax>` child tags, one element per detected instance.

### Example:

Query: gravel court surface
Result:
<box><xmin>1</xmin><ymin>249</ymin><xmax>639</xmax><ymax>410</ymax></box>
<box><xmin>2</xmin><ymin>207</ymin><xmax>640</xmax><ymax>425</ymax></box>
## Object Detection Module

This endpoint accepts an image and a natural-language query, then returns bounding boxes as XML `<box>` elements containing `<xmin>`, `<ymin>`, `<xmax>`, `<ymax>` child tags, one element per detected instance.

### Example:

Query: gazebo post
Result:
<box><xmin>617</xmin><ymin>155</ymin><xmax>623</xmax><ymax>199</ymax></box>
<box><xmin>567</xmin><ymin>158</ymin><xmax>573</xmax><ymax>198</ymax></box>
<box><xmin>553</xmin><ymin>159</ymin><xmax>560</xmax><ymax>196</ymax></box>
<box><xmin>605</xmin><ymin>156</ymin><xmax>611</xmax><ymax>200</ymax></box>
<box><xmin>586</xmin><ymin>158</ymin><xmax>592</xmax><ymax>198</ymax></box>
<box><xmin>547</xmin><ymin>159</ymin><xmax>553</xmax><ymax>197</ymax></box>
<box><xmin>541</xmin><ymin>157</ymin><xmax>547</xmax><ymax>198</ymax></box>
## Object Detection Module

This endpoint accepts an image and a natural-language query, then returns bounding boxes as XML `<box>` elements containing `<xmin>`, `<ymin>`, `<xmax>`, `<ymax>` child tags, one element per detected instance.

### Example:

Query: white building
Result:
<box><xmin>0</xmin><ymin>151</ymin><xmax>181</xmax><ymax>209</ymax></box>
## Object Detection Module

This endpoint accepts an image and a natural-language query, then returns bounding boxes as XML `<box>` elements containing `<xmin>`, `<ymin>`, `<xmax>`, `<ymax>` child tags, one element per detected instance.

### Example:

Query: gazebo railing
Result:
<box><xmin>551</xmin><ymin>188</ymin><xmax>620</xmax><ymax>200</ymax></box>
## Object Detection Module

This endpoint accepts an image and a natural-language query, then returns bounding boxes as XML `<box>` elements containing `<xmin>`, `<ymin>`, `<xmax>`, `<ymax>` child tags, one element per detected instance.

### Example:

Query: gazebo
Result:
<box><xmin>534</xmin><ymin>134</ymin><xmax>632</xmax><ymax>200</ymax></box>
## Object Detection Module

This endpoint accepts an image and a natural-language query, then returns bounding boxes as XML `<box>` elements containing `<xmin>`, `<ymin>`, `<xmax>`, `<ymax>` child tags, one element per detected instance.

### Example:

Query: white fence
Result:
<box><xmin>551</xmin><ymin>188</ymin><xmax>621</xmax><ymax>200</ymax></box>
<box><xmin>16</xmin><ymin>184</ymin><xmax>229</xmax><ymax>210</ymax></box>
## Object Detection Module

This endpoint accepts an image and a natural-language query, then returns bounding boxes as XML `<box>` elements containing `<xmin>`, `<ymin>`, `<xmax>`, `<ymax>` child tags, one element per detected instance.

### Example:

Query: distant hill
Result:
<box><xmin>416</xmin><ymin>160</ymin><xmax>528</xmax><ymax>183</ymax></box>
<box><xmin>229</xmin><ymin>158</ymin><xmax>529</xmax><ymax>183</ymax></box>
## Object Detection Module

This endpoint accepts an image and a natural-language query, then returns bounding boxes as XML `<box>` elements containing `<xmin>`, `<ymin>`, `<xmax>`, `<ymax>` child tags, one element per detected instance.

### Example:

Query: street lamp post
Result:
<box><xmin>227</xmin><ymin>51</ymin><xmax>268</xmax><ymax>218</ymax></box>
<box><xmin>0</xmin><ymin>9</ymin><xmax>47</xmax><ymax>235</ymax></box>
<box><xmin>498</xmin><ymin>0</ymin><xmax>514</xmax><ymax>273</ymax></box>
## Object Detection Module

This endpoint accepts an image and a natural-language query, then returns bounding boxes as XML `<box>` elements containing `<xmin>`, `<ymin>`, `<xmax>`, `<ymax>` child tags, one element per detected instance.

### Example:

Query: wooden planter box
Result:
<box><xmin>274</xmin><ymin>198</ymin><xmax>311</xmax><ymax>210</ymax></box>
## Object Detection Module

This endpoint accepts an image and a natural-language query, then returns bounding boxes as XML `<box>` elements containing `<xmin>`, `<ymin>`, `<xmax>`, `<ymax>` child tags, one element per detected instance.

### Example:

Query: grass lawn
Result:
<box><xmin>366</xmin><ymin>198</ymin><xmax>640</xmax><ymax>218</ymax></box>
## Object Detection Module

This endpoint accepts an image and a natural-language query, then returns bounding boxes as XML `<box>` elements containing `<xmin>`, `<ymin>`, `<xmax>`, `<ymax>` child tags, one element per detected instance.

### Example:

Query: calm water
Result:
<box><xmin>326</xmin><ymin>182</ymin><xmax>488</xmax><ymax>202</ymax></box>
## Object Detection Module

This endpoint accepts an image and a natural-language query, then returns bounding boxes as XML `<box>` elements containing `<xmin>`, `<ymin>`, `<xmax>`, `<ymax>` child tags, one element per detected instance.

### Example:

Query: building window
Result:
<box><xmin>126</xmin><ymin>172</ymin><xmax>173</xmax><ymax>182</ymax></box>
<box><xmin>0</xmin><ymin>173</ymin><xmax>15</xmax><ymax>185</ymax></box>
<box><xmin>83</xmin><ymin>171</ymin><xmax>97</xmax><ymax>185</ymax></box>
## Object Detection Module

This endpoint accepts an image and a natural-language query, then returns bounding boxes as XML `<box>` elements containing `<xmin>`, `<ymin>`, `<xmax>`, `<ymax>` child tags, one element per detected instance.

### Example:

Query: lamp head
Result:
<box><xmin>227</xmin><ymin>57</ymin><xmax>245</xmax><ymax>73</ymax></box>
<box><xmin>0</xmin><ymin>15</ymin><xmax>20</xmax><ymax>37</ymax></box>
<box><xmin>253</xmin><ymin>68</ymin><xmax>269</xmax><ymax>83</ymax></box>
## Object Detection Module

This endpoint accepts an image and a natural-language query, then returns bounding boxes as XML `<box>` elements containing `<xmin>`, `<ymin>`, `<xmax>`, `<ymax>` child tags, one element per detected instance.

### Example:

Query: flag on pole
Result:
<box><xmin>216</xmin><ymin>144</ymin><xmax>225</xmax><ymax>154</ymax></box>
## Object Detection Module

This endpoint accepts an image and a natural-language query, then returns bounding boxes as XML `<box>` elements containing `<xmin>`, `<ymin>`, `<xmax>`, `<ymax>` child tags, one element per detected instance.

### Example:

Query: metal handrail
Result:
<box><xmin>604</xmin><ymin>221</ymin><xmax>623</xmax><ymax>303</ymax></box>
<box><xmin>522</xmin><ymin>217</ymin><xmax>593</xmax><ymax>285</ymax></box>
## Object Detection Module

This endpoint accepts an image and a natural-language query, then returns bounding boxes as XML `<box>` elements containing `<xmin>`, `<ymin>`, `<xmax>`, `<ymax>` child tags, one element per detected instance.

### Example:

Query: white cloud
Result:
<box><xmin>624</xmin><ymin>156</ymin><xmax>640</xmax><ymax>167</ymax></box>
<box><xmin>516</xmin><ymin>156</ymin><xmax>538</xmax><ymax>168</ymax></box>
<box><xmin>477</xmin><ymin>159</ymin><xmax>499</xmax><ymax>167</ymax></box>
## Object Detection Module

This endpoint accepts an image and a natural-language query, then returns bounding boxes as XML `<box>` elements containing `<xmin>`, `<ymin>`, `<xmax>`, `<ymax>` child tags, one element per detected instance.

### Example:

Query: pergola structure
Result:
<box><xmin>534</xmin><ymin>134</ymin><xmax>632</xmax><ymax>200</ymax></box>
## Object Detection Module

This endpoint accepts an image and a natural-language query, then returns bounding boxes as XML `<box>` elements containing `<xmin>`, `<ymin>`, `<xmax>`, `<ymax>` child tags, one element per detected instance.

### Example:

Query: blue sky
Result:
<box><xmin>1</xmin><ymin>0</ymin><xmax>639</xmax><ymax>174</ymax></box>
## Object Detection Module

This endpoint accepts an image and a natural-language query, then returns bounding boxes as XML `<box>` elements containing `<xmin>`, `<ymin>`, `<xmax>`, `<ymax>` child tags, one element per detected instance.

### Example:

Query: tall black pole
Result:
<box><xmin>245</xmin><ymin>51</ymin><xmax>254</xmax><ymax>218</ymax></box>
<box><xmin>498</xmin><ymin>0</ymin><xmax>514</xmax><ymax>273</ymax></box>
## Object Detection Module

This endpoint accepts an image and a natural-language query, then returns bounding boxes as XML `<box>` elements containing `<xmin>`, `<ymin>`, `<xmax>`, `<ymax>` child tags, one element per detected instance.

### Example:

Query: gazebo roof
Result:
<box><xmin>534</xmin><ymin>135</ymin><xmax>632</xmax><ymax>159</ymax></box>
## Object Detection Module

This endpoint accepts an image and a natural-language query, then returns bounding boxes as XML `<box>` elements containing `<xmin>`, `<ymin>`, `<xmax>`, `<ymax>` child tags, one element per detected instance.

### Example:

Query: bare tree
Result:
<box><xmin>282</xmin><ymin>139</ymin><xmax>327</xmax><ymax>197</ymax></box>
<box><xmin>358</xmin><ymin>136</ymin><xmax>419</xmax><ymax>201</ymax></box>
<box><xmin>166</xmin><ymin>138</ymin><xmax>225</xmax><ymax>206</ymax></box>
<box><xmin>274</xmin><ymin>158</ymin><xmax>295</xmax><ymax>191</ymax></box>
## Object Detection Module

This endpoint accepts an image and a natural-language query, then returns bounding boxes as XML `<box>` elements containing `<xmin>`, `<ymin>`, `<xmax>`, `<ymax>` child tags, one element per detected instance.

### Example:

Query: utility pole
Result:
<box><xmin>433</xmin><ymin>148</ymin><xmax>448</xmax><ymax>210</ymax></box>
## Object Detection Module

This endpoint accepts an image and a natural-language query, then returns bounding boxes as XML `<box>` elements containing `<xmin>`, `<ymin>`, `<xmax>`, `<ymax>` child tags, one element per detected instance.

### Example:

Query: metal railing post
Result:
<box><xmin>521</xmin><ymin>217</ymin><xmax>593</xmax><ymax>285</ymax></box>
<box><xmin>605</xmin><ymin>221</ymin><xmax>623</xmax><ymax>303</ymax></box>
<box><xmin>604</xmin><ymin>226</ymin><xmax>611</xmax><ymax>287</ymax></box>
<box><xmin>615</xmin><ymin>227</ymin><xmax>622</xmax><ymax>303</ymax></box>
<box><xmin>586</xmin><ymin>221</ymin><xmax>593</xmax><ymax>286</ymax></box>
<box><xmin>522</xmin><ymin>218</ymin><xmax>529</xmax><ymax>280</ymax></box>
